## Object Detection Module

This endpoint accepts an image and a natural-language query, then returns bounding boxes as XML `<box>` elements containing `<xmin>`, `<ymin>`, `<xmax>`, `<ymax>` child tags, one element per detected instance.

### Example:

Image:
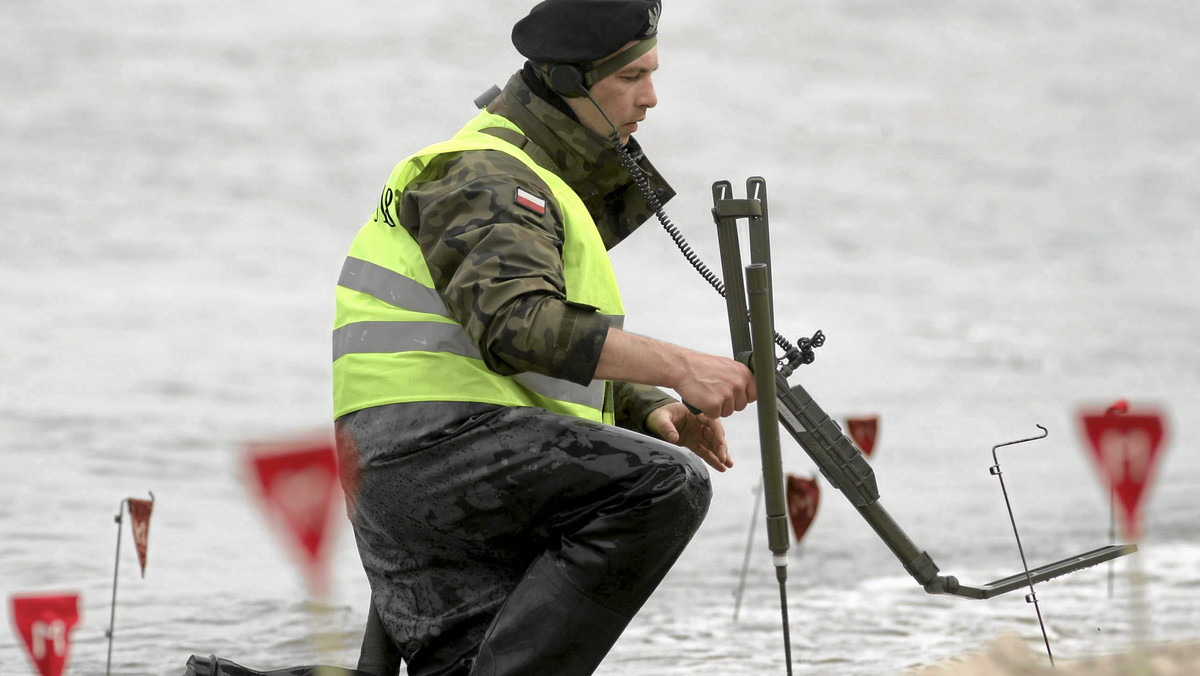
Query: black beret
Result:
<box><xmin>512</xmin><ymin>0</ymin><xmax>661</xmax><ymax>65</ymax></box>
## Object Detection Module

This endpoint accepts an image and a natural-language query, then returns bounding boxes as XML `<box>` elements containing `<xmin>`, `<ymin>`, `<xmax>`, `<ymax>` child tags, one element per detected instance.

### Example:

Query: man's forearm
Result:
<box><xmin>594</xmin><ymin>328</ymin><xmax>686</xmax><ymax>390</ymax></box>
<box><xmin>595</xmin><ymin>327</ymin><xmax>756</xmax><ymax>419</ymax></box>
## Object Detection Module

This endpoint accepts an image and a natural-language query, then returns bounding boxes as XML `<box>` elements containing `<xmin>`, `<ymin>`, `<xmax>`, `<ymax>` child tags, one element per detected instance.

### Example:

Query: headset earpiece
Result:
<box><xmin>547</xmin><ymin>64</ymin><xmax>587</xmax><ymax>98</ymax></box>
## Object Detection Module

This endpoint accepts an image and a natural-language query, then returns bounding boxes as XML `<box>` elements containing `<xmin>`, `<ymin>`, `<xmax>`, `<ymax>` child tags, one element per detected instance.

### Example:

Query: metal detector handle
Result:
<box><xmin>711</xmin><ymin>180</ymin><xmax>755</xmax><ymax>358</ymax></box>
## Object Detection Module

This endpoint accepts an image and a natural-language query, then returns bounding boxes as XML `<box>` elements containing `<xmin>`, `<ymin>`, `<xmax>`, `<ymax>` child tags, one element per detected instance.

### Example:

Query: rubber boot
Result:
<box><xmin>470</xmin><ymin>556</ymin><xmax>633</xmax><ymax>676</ymax></box>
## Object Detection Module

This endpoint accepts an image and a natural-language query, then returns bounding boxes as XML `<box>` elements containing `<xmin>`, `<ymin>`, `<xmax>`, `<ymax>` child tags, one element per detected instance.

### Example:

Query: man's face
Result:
<box><xmin>567</xmin><ymin>43</ymin><xmax>659</xmax><ymax>145</ymax></box>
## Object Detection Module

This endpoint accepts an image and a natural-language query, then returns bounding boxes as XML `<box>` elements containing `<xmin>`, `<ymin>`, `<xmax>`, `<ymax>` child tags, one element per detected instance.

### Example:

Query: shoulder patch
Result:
<box><xmin>514</xmin><ymin>187</ymin><xmax>547</xmax><ymax>215</ymax></box>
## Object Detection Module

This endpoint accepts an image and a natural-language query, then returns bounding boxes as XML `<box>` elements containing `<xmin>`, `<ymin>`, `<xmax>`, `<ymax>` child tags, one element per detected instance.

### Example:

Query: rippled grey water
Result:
<box><xmin>3</xmin><ymin>1</ymin><xmax>1198</xmax><ymax>674</ymax></box>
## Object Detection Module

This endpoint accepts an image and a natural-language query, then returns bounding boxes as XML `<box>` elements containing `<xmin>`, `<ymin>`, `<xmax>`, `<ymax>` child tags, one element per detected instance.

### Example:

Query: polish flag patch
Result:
<box><xmin>515</xmin><ymin>188</ymin><xmax>547</xmax><ymax>215</ymax></box>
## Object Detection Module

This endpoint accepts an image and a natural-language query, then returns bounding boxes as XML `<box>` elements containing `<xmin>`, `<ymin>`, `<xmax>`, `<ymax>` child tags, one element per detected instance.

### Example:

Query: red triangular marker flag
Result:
<box><xmin>846</xmin><ymin>416</ymin><xmax>879</xmax><ymax>458</ymax></box>
<box><xmin>1080</xmin><ymin>407</ymin><xmax>1168</xmax><ymax>540</ymax></box>
<box><xmin>246</xmin><ymin>433</ymin><xmax>341</xmax><ymax>594</ymax></box>
<box><xmin>127</xmin><ymin>498</ymin><xmax>154</xmax><ymax>578</ymax></box>
<box><xmin>785</xmin><ymin>474</ymin><xmax>821</xmax><ymax>544</ymax></box>
<box><xmin>10</xmin><ymin>593</ymin><xmax>80</xmax><ymax>676</ymax></box>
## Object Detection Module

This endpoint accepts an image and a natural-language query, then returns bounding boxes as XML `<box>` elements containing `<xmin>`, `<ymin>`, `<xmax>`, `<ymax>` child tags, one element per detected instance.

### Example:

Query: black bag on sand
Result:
<box><xmin>183</xmin><ymin>598</ymin><xmax>402</xmax><ymax>676</ymax></box>
<box><xmin>182</xmin><ymin>654</ymin><xmax>375</xmax><ymax>676</ymax></box>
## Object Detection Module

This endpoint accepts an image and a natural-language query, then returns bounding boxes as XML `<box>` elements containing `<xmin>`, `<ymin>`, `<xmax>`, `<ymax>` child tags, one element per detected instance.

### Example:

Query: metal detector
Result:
<box><xmin>707</xmin><ymin>177</ymin><xmax>1137</xmax><ymax>668</ymax></box>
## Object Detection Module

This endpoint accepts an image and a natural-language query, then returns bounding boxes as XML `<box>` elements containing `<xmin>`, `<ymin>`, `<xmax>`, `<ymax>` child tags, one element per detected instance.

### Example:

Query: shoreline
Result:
<box><xmin>904</xmin><ymin>633</ymin><xmax>1200</xmax><ymax>676</ymax></box>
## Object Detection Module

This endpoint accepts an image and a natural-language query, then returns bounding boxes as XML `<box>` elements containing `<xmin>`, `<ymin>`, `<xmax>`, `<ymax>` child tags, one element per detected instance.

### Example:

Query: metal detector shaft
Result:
<box><xmin>748</xmin><ymin>273</ymin><xmax>790</xmax><ymax>570</ymax></box>
<box><xmin>748</xmin><ymin>261</ymin><xmax>793</xmax><ymax>674</ymax></box>
<box><xmin>748</xmin><ymin>280</ymin><xmax>787</xmax><ymax>571</ymax></box>
<box><xmin>710</xmin><ymin>177</ymin><xmax>1137</xmax><ymax>601</ymax></box>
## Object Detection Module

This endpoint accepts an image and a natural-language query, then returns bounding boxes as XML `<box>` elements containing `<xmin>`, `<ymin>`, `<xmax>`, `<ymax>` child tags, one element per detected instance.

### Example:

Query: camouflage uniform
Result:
<box><xmin>337</xmin><ymin>68</ymin><xmax>711</xmax><ymax>676</ymax></box>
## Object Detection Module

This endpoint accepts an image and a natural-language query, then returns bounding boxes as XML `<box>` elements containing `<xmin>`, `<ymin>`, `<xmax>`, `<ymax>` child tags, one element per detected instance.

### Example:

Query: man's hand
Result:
<box><xmin>670</xmin><ymin>349</ymin><xmax>755</xmax><ymax>419</ymax></box>
<box><xmin>647</xmin><ymin>402</ymin><xmax>733</xmax><ymax>472</ymax></box>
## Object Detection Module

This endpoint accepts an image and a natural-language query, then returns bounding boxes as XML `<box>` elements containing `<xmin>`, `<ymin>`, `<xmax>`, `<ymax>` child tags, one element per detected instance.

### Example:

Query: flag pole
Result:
<box><xmin>732</xmin><ymin>476</ymin><xmax>764</xmax><ymax>621</ymax></box>
<box><xmin>1108</xmin><ymin>484</ymin><xmax>1116</xmax><ymax>598</ymax></box>
<box><xmin>106</xmin><ymin>498</ymin><xmax>128</xmax><ymax>676</ymax></box>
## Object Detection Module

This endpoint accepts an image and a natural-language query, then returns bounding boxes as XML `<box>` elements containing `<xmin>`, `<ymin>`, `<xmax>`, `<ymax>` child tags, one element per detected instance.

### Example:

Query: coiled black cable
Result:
<box><xmin>608</xmin><ymin>129</ymin><xmax>727</xmax><ymax>296</ymax></box>
<box><xmin>605</xmin><ymin>126</ymin><xmax>819</xmax><ymax>372</ymax></box>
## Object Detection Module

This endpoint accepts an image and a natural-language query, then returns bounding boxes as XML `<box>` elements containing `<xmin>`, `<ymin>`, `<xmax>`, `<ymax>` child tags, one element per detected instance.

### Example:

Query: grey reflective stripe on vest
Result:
<box><xmin>335</xmin><ymin>255</ymin><xmax>622</xmax><ymax>412</ymax></box>
<box><xmin>512</xmin><ymin>372</ymin><xmax>607</xmax><ymax>411</ymax></box>
<box><xmin>333</xmin><ymin>321</ymin><xmax>606</xmax><ymax>410</ymax></box>
<box><xmin>338</xmin><ymin>256</ymin><xmax>451</xmax><ymax>317</ymax></box>
<box><xmin>333</xmin><ymin>321</ymin><xmax>481</xmax><ymax>361</ymax></box>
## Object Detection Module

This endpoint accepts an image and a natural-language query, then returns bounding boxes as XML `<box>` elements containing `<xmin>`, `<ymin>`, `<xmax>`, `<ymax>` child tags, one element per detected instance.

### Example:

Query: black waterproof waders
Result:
<box><xmin>337</xmin><ymin>401</ymin><xmax>712</xmax><ymax>676</ymax></box>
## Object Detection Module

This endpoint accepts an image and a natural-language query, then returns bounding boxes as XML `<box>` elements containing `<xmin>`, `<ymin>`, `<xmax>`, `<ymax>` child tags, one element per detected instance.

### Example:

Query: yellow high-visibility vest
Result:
<box><xmin>332</xmin><ymin>110</ymin><xmax>624</xmax><ymax>424</ymax></box>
